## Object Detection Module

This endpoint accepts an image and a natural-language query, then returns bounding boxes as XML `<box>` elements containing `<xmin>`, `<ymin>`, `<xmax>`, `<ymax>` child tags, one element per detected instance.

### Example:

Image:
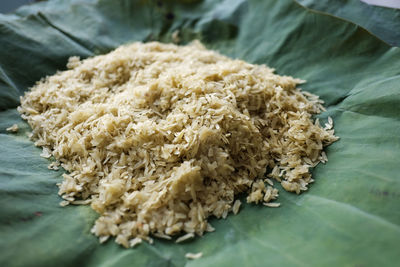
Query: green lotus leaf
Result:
<box><xmin>0</xmin><ymin>0</ymin><xmax>399</xmax><ymax>266</ymax></box>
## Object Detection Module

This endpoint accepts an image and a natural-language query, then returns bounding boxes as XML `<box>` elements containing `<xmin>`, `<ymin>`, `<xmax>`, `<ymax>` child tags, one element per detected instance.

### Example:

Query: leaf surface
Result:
<box><xmin>0</xmin><ymin>0</ymin><xmax>399</xmax><ymax>266</ymax></box>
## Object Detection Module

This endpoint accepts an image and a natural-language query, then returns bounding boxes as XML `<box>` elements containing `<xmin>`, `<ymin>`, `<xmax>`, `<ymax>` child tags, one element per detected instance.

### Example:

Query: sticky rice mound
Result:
<box><xmin>19</xmin><ymin>41</ymin><xmax>338</xmax><ymax>247</ymax></box>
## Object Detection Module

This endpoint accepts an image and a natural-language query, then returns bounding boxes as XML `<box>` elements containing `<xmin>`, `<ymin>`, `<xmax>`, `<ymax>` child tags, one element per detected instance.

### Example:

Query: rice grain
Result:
<box><xmin>6</xmin><ymin>124</ymin><xmax>18</xmax><ymax>133</ymax></box>
<box><xmin>185</xmin><ymin>252</ymin><xmax>203</xmax><ymax>260</ymax></box>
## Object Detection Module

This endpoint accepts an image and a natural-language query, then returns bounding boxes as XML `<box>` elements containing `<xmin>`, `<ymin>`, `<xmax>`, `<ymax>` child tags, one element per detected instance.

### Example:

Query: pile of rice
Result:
<box><xmin>19</xmin><ymin>41</ymin><xmax>338</xmax><ymax>247</ymax></box>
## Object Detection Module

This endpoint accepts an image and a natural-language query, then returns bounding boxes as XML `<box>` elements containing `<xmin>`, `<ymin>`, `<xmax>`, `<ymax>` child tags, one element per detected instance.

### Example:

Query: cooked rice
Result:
<box><xmin>129</xmin><ymin>237</ymin><xmax>142</xmax><ymax>247</ymax></box>
<box><xmin>263</xmin><ymin>202</ymin><xmax>281</xmax><ymax>208</ymax></box>
<box><xmin>40</xmin><ymin>147</ymin><xmax>52</xmax><ymax>158</ymax></box>
<box><xmin>18</xmin><ymin>41</ymin><xmax>338</xmax><ymax>247</ymax></box>
<box><xmin>185</xmin><ymin>252</ymin><xmax>203</xmax><ymax>260</ymax></box>
<box><xmin>232</xmin><ymin>199</ymin><xmax>241</xmax><ymax>214</ymax></box>
<box><xmin>6</xmin><ymin>124</ymin><xmax>19</xmax><ymax>133</ymax></box>
<box><xmin>176</xmin><ymin>232</ymin><xmax>195</xmax><ymax>243</ymax></box>
<box><xmin>48</xmin><ymin>161</ymin><xmax>60</xmax><ymax>170</ymax></box>
<box><xmin>153</xmin><ymin>232</ymin><xmax>172</xmax><ymax>240</ymax></box>
<box><xmin>206</xmin><ymin>223</ymin><xmax>215</xmax><ymax>232</ymax></box>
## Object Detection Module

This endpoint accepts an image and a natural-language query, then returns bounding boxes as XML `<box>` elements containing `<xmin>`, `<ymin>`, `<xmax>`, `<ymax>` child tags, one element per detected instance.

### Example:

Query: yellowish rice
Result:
<box><xmin>19</xmin><ymin>41</ymin><xmax>338</xmax><ymax>247</ymax></box>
